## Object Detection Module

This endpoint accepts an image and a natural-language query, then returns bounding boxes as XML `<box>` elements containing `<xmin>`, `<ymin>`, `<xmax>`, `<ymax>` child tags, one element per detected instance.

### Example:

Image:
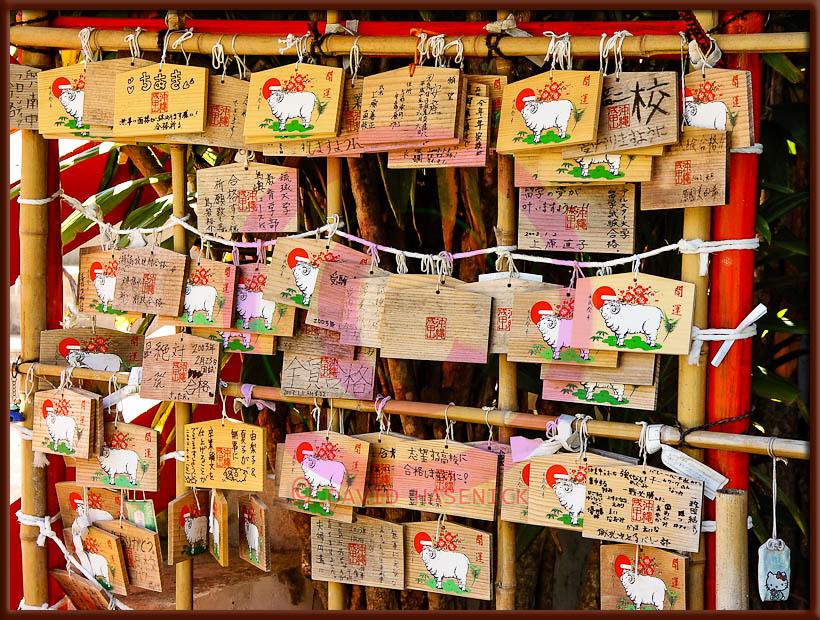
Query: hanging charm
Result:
<box><xmin>758</xmin><ymin>439</ymin><xmax>790</xmax><ymax>602</ymax></box>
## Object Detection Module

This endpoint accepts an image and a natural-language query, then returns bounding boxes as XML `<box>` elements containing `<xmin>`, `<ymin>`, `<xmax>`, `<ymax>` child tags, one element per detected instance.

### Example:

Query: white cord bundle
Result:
<box><xmin>542</xmin><ymin>31</ymin><xmax>572</xmax><ymax>75</ymax></box>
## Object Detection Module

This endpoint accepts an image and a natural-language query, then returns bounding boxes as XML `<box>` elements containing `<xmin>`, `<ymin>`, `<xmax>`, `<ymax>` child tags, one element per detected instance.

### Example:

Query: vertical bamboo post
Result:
<box><xmin>714</xmin><ymin>489</ymin><xmax>749</xmax><ymax>609</ymax></box>
<box><xmin>493</xmin><ymin>11</ymin><xmax>516</xmax><ymax>609</ymax></box>
<box><xmin>325</xmin><ymin>8</ymin><xmax>347</xmax><ymax>613</ymax></box>
<box><xmin>18</xmin><ymin>9</ymin><xmax>52</xmax><ymax>608</ymax></box>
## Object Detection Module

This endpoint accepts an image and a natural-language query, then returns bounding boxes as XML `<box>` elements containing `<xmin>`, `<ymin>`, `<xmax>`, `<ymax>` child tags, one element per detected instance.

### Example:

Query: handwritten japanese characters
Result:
<box><xmin>172</xmin><ymin>75</ymin><xmax>248</xmax><ymax>149</ymax></box>
<box><xmin>33</xmin><ymin>388</ymin><xmax>94</xmax><ymax>459</ymax></box>
<box><xmin>97</xmin><ymin>519</ymin><xmax>164</xmax><ymax>593</ymax></box>
<box><xmin>39</xmin><ymin>327</ymin><xmax>143</xmax><ymax>372</ymax></box>
<box><xmin>83</xmin><ymin>58</ymin><xmax>154</xmax><ymax>129</ymax></box>
<box><xmin>312</xmin><ymin>516</ymin><xmax>405</xmax><ymax>589</ymax></box>
<box><xmin>167</xmin><ymin>489</ymin><xmax>210</xmax><ymax>564</ymax></box>
<box><xmin>582</xmin><ymin>464</ymin><xmax>704</xmax><ymax>552</ymax></box>
<box><xmin>196</xmin><ymin>162</ymin><xmax>300</xmax><ymax>235</ymax></box>
<box><xmin>404</xmin><ymin>521</ymin><xmax>492</xmax><ymax>600</ymax></box>
<box><xmin>355</xmin><ymin>432</ymin><xmax>419</xmax><ymax>508</ymax></box>
<box><xmin>600</xmin><ymin>544</ymin><xmax>686</xmax><ymax>610</ymax></box>
<box><xmin>518</xmin><ymin>185</ymin><xmax>636</xmax><ymax>254</ymax></box>
<box><xmin>238</xmin><ymin>494</ymin><xmax>270</xmax><ymax>571</ymax></box>
<box><xmin>77</xmin><ymin>247</ymin><xmax>138</xmax><ymax>317</ymax></box>
<box><xmin>111</xmin><ymin>247</ymin><xmax>187</xmax><ymax>316</ymax></box>
<box><xmin>514</xmin><ymin>151</ymin><xmax>653</xmax><ymax>186</ymax></box>
<box><xmin>75</xmin><ymin>422</ymin><xmax>159</xmax><ymax>492</ymax></box>
<box><xmin>571</xmin><ymin>273</ymin><xmax>695</xmax><ymax>356</ymax></box>
<box><xmin>209</xmin><ymin>489</ymin><xmax>229</xmax><ymax>567</ymax></box>
<box><xmin>640</xmin><ymin>128</ymin><xmax>729</xmax><ymax>210</ymax></box>
<box><xmin>464</xmin><ymin>74</ymin><xmax>507</xmax><ymax>145</ymax></box>
<box><xmin>499</xmin><ymin>452</ymin><xmax>531</xmax><ymax>525</ymax></box>
<box><xmin>245</xmin><ymin>64</ymin><xmax>343</xmax><ymax>143</ymax></box>
<box><xmin>277</xmin><ymin>322</ymin><xmax>355</xmax><ymax>359</ymax></box>
<box><xmin>278</xmin><ymin>432</ymin><xmax>370</xmax><ymax>509</ymax></box>
<box><xmin>391</xmin><ymin>439</ymin><xmax>499</xmax><ymax>521</ymax></box>
<box><xmin>140</xmin><ymin>333</ymin><xmax>220</xmax><ymax>404</ymax></box>
<box><xmin>280</xmin><ymin>348</ymin><xmax>377</xmax><ymax>400</ymax></box>
<box><xmin>50</xmin><ymin>569</ymin><xmax>110</xmax><ymax>610</ymax></box>
<box><xmin>684</xmin><ymin>69</ymin><xmax>754</xmax><ymax>149</ymax></box>
<box><xmin>233</xmin><ymin>263</ymin><xmax>297</xmax><ymax>335</ymax></box>
<box><xmin>10</xmin><ymin>64</ymin><xmax>40</xmax><ymax>130</ymax></box>
<box><xmin>338</xmin><ymin>276</ymin><xmax>389</xmax><ymax>348</ymax></box>
<box><xmin>497</xmin><ymin>70</ymin><xmax>603</xmax><ymax>154</ymax></box>
<box><xmin>38</xmin><ymin>65</ymin><xmax>89</xmax><ymax>136</ymax></box>
<box><xmin>72</xmin><ymin>524</ymin><xmax>129</xmax><ymax>595</ymax></box>
<box><xmin>113</xmin><ymin>63</ymin><xmax>208</xmax><ymax>136</ymax></box>
<box><xmin>561</xmin><ymin>72</ymin><xmax>679</xmax><ymax>157</ymax></box>
<box><xmin>163</xmin><ymin>257</ymin><xmax>236</xmax><ymax>328</ymax></box>
<box><xmin>184</xmin><ymin>419</ymin><xmax>266</xmax><ymax>492</ymax></box>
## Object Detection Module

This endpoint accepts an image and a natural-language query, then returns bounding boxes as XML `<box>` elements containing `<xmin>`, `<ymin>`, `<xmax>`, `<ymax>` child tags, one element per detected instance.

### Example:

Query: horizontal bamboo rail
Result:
<box><xmin>15</xmin><ymin>362</ymin><xmax>809</xmax><ymax>460</ymax></box>
<box><xmin>10</xmin><ymin>27</ymin><xmax>810</xmax><ymax>57</ymax></box>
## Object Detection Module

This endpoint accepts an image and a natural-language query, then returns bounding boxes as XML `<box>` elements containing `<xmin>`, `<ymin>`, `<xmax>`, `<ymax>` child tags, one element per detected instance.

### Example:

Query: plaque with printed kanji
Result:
<box><xmin>184</xmin><ymin>419</ymin><xmax>266</xmax><ymax>492</ymax></box>
<box><xmin>33</xmin><ymin>388</ymin><xmax>94</xmax><ymax>459</ymax></box>
<box><xmin>140</xmin><ymin>333</ymin><xmax>220</xmax><ymax>404</ymax></box>
<box><xmin>280</xmin><ymin>347</ymin><xmax>377</xmax><ymax>400</ymax></box>
<box><xmin>40</xmin><ymin>327</ymin><xmax>144</xmax><ymax>372</ymax></box>
<box><xmin>684</xmin><ymin>68</ymin><xmax>754</xmax><ymax>149</ymax></box>
<box><xmin>600</xmin><ymin>544</ymin><xmax>686</xmax><ymax>610</ymax></box>
<box><xmin>355</xmin><ymin>432</ymin><xmax>420</xmax><ymax>508</ymax></box>
<box><xmin>38</xmin><ymin>65</ymin><xmax>90</xmax><ymax>136</ymax></box>
<box><xmin>74</xmin><ymin>422</ymin><xmax>159</xmax><ymax>492</ymax></box>
<box><xmin>239</xmin><ymin>494</ymin><xmax>270</xmax><ymax>571</ymax></box>
<box><xmin>77</xmin><ymin>247</ymin><xmax>140</xmax><ymax>318</ymax></box>
<box><xmin>161</xmin><ymin>257</ymin><xmax>237</xmax><ymax>328</ymax></box>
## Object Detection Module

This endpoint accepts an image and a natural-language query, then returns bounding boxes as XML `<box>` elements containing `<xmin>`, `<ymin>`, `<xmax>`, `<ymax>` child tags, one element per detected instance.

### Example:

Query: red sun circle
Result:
<box><xmin>42</xmin><ymin>399</ymin><xmax>54</xmax><ymax>419</ymax></box>
<box><xmin>614</xmin><ymin>554</ymin><xmax>632</xmax><ymax>578</ymax></box>
<box><xmin>413</xmin><ymin>531</ymin><xmax>433</xmax><ymax>554</ymax></box>
<box><xmin>59</xmin><ymin>337</ymin><xmax>81</xmax><ymax>358</ymax></box>
<box><xmin>530</xmin><ymin>301</ymin><xmax>553</xmax><ymax>325</ymax></box>
<box><xmin>89</xmin><ymin>261</ymin><xmax>104</xmax><ymax>281</ymax></box>
<box><xmin>521</xmin><ymin>463</ymin><xmax>531</xmax><ymax>487</ymax></box>
<box><xmin>51</xmin><ymin>76</ymin><xmax>71</xmax><ymax>99</ymax></box>
<box><xmin>69</xmin><ymin>492</ymin><xmax>83</xmax><ymax>508</ymax></box>
<box><xmin>545</xmin><ymin>464</ymin><xmax>569</xmax><ymax>488</ymax></box>
<box><xmin>295</xmin><ymin>441</ymin><xmax>314</xmax><ymax>463</ymax></box>
<box><xmin>515</xmin><ymin>88</ymin><xmax>536</xmax><ymax>112</ymax></box>
<box><xmin>592</xmin><ymin>286</ymin><xmax>617</xmax><ymax>310</ymax></box>
<box><xmin>263</xmin><ymin>77</ymin><xmax>282</xmax><ymax>97</ymax></box>
<box><xmin>287</xmin><ymin>248</ymin><xmax>309</xmax><ymax>269</ymax></box>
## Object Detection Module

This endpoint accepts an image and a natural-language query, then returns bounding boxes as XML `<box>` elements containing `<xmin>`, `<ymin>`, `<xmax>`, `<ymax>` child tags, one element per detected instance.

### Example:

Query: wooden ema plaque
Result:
<box><xmin>497</xmin><ymin>70</ymin><xmax>603</xmax><ymax>154</ymax></box>
<box><xmin>50</xmin><ymin>569</ymin><xmax>110</xmax><ymax>610</ymax></box>
<box><xmin>40</xmin><ymin>327</ymin><xmax>144</xmax><ymax>372</ymax></box>
<box><xmin>209</xmin><ymin>489</ymin><xmax>229</xmax><ymax>567</ymax></box>
<box><xmin>239</xmin><ymin>494</ymin><xmax>270</xmax><ymax>571</ymax></box>
<box><xmin>124</xmin><ymin>498</ymin><xmax>157</xmax><ymax>532</ymax></box>
<box><xmin>379</xmin><ymin>281</ymin><xmax>492</xmax><ymax>364</ymax></box>
<box><xmin>640</xmin><ymin>128</ymin><xmax>729</xmax><ymax>210</ymax></box>
<box><xmin>358</xmin><ymin>66</ymin><xmax>465</xmax><ymax>146</ymax></box>
<box><xmin>33</xmin><ymin>388</ymin><xmax>94</xmax><ymax>459</ymax></box>
<box><xmin>278</xmin><ymin>322</ymin><xmax>355</xmax><ymax>359</ymax></box>
<box><xmin>167</xmin><ymin>489</ymin><xmax>210</xmax><ymax>565</ymax></box>
<box><xmin>281</xmin><ymin>347</ymin><xmax>377</xmax><ymax>400</ymax></box>
<box><xmin>404</xmin><ymin>521</ymin><xmax>492</xmax><ymax>601</ymax></box>
<box><xmin>72</xmin><ymin>524</ymin><xmax>129</xmax><ymax>595</ymax></box>
<box><xmin>232</xmin><ymin>263</ymin><xmax>297</xmax><ymax>335</ymax></box>
<box><xmin>518</xmin><ymin>185</ymin><xmax>636</xmax><ymax>254</ymax></box>
<box><xmin>542</xmin><ymin>357</ymin><xmax>661</xmax><ymax>411</ymax></box>
<box><xmin>499</xmin><ymin>452</ymin><xmax>530</xmax><ymax>525</ymax></box>
<box><xmin>560</xmin><ymin>72</ymin><xmax>680</xmax><ymax>158</ymax></box>
<box><xmin>528</xmin><ymin>452</ymin><xmax>631</xmax><ymax>530</ymax></box>
<box><xmin>245</xmin><ymin>63</ymin><xmax>344</xmax><ymax>143</ymax></box>
<box><xmin>454</xmin><ymin>278</ymin><xmax>552</xmax><ymax>355</ymax></box>
<box><xmin>37</xmin><ymin>65</ymin><xmax>90</xmax><ymax>136</ymax></box>
<box><xmin>391</xmin><ymin>439</ymin><xmax>499</xmax><ymax>521</ymax></box>
<box><xmin>339</xmin><ymin>276</ymin><xmax>389</xmax><ymax>348</ymax></box>
<box><xmin>162</xmin><ymin>257</ymin><xmax>237</xmax><ymax>329</ymax></box>
<box><xmin>97</xmin><ymin>519</ymin><xmax>164</xmax><ymax>593</ymax></box>
<box><xmin>571</xmin><ymin>273</ymin><xmax>696</xmax><ymax>356</ymax></box>
<box><xmin>111</xmin><ymin>246</ymin><xmax>187</xmax><ymax>316</ymax></box>
<box><xmin>113</xmin><ymin>63</ymin><xmax>208</xmax><ymax>137</ymax></box>
<box><xmin>55</xmin><ymin>482</ymin><xmax>121</xmax><ymax>533</ymax></box>
<box><xmin>278</xmin><ymin>431</ymin><xmax>370</xmax><ymax>508</ymax></box>
<box><xmin>464</xmin><ymin>74</ymin><xmax>507</xmax><ymax>146</ymax></box>
<box><xmin>513</xmin><ymin>151</ymin><xmax>653</xmax><ymax>185</ymax></box>
<box><xmin>273</xmin><ymin>441</ymin><xmax>354</xmax><ymax>522</ymax></box>
<box><xmin>171</xmin><ymin>75</ymin><xmax>248</xmax><ymax>149</ymax></box>
<box><xmin>140</xmin><ymin>332</ymin><xmax>220</xmax><ymax>404</ymax></box>
<box><xmin>684</xmin><ymin>69</ymin><xmax>754</xmax><ymax>149</ymax></box>
<box><xmin>191</xmin><ymin>327</ymin><xmax>276</xmax><ymax>356</ymax></box>
<box><xmin>540</xmin><ymin>352</ymin><xmax>657</xmax><ymax>385</ymax></box>
<box><xmin>74</xmin><ymin>422</ymin><xmax>159</xmax><ymax>492</ymax></box>
<box><xmin>184</xmin><ymin>418</ymin><xmax>266</xmax><ymax>492</ymax></box>
<box><xmin>355</xmin><ymin>432</ymin><xmax>419</xmax><ymax>508</ymax></box>
<box><xmin>77</xmin><ymin>247</ymin><xmax>140</xmax><ymax>318</ymax></box>
<box><xmin>600</xmin><ymin>544</ymin><xmax>686</xmax><ymax>610</ymax></box>
<box><xmin>387</xmin><ymin>94</ymin><xmax>490</xmax><ymax>168</ymax></box>
<box><xmin>10</xmin><ymin>64</ymin><xmax>40</xmax><ymax>130</ymax></box>
<box><xmin>312</xmin><ymin>515</ymin><xmax>405</xmax><ymax>589</ymax></box>
<box><xmin>83</xmin><ymin>58</ymin><xmax>155</xmax><ymax>128</ymax></box>
<box><xmin>196</xmin><ymin>162</ymin><xmax>300</xmax><ymax>235</ymax></box>
<box><xmin>507</xmin><ymin>287</ymin><xmax>618</xmax><ymax>367</ymax></box>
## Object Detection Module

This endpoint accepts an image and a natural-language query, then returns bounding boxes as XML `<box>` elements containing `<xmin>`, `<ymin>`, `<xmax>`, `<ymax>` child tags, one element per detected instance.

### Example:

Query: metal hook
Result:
<box><xmin>443</xmin><ymin>402</ymin><xmax>456</xmax><ymax>448</ymax></box>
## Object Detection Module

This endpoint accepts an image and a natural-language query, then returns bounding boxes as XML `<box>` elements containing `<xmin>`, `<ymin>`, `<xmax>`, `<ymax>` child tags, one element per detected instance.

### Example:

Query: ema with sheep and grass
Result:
<box><xmin>263</xmin><ymin>78</ymin><xmax>317</xmax><ymax>132</ymax></box>
<box><xmin>516</xmin><ymin>88</ymin><xmax>573</xmax><ymax>144</ymax></box>
<box><xmin>614</xmin><ymin>555</ymin><xmax>668</xmax><ymax>610</ymax></box>
<box><xmin>531</xmin><ymin>301</ymin><xmax>590</xmax><ymax>361</ymax></box>
<box><xmin>682</xmin><ymin>87</ymin><xmax>728</xmax><ymax>131</ymax></box>
<box><xmin>546</xmin><ymin>464</ymin><xmax>586</xmax><ymax>526</ymax></box>
<box><xmin>592</xmin><ymin>287</ymin><xmax>664</xmax><ymax>348</ymax></box>
<box><xmin>51</xmin><ymin>76</ymin><xmax>85</xmax><ymax>128</ymax></box>
<box><xmin>414</xmin><ymin>532</ymin><xmax>471</xmax><ymax>592</ymax></box>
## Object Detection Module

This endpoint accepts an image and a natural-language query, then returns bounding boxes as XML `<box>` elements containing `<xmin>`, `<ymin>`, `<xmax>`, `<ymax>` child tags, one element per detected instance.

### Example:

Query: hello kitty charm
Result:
<box><xmin>758</xmin><ymin>539</ymin><xmax>790</xmax><ymax>602</ymax></box>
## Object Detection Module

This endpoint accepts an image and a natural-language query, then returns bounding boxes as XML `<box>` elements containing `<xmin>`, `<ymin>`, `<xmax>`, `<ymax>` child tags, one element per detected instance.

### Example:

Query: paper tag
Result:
<box><xmin>478</xmin><ymin>271</ymin><xmax>543</xmax><ymax>283</ymax></box>
<box><xmin>758</xmin><ymin>539</ymin><xmax>790</xmax><ymax>602</ymax></box>
<box><xmin>510</xmin><ymin>436</ymin><xmax>544</xmax><ymax>463</ymax></box>
<box><xmin>556</xmin><ymin>414</ymin><xmax>578</xmax><ymax>450</ymax></box>
<box><xmin>660</xmin><ymin>444</ymin><xmax>728</xmax><ymax>500</ymax></box>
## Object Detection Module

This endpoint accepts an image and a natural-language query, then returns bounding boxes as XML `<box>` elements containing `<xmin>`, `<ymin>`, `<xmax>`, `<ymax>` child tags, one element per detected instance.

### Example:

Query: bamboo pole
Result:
<box><xmin>9</xmin><ymin>27</ymin><xmax>809</xmax><ymax>57</ymax></box>
<box><xmin>18</xmin><ymin>10</ymin><xmax>52</xmax><ymax>609</ymax></box>
<box><xmin>714</xmin><ymin>489</ymin><xmax>749</xmax><ymax>609</ymax></box>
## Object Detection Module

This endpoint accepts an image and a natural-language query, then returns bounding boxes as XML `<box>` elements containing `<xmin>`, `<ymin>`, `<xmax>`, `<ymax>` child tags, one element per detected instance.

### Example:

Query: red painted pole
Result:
<box><xmin>704</xmin><ymin>10</ymin><xmax>765</xmax><ymax>609</ymax></box>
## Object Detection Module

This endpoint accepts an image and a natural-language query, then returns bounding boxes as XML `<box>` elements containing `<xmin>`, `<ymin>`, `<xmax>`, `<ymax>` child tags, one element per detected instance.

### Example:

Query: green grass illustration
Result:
<box><xmin>566</xmin><ymin>164</ymin><xmax>625</xmax><ymax>180</ymax></box>
<box><xmin>232</xmin><ymin>317</ymin><xmax>276</xmax><ymax>333</ymax></box>
<box><xmin>91</xmin><ymin>300</ymin><xmax>126</xmax><ymax>315</ymax></box>
<box><xmin>571</xmin><ymin>388</ymin><xmax>629</xmax><ymax>406</ymax></box>
<box><xmin>601</xmin><ymin>335</ymin><xmax>662</xmax><ymax>351</ymax></box>
<box><xmin>513</xmin><ymin>129</ymin><xmax>571</xmax><ymax>145</ymax></box>
<box><xmin>529</xmin><ymin>344</ymin><xmax>596</xmax><ymax>363</ymax></box>
<box><xmin>44</xmin><ymin>439</ymin><xmax>76</xmax><ymax>455</ymax></box>
<box><xmin>286</xmin><ymin>487</ymin><xmax>338</xmax><ymax>516</ymax></box>
<box><xmin>247</xmin><ymin>547</ymin><xmax>259</xmax><ymax>564</ymax></box>
<box><xmin>181</xmin><ymin>312</ymin><xmax>216</xmax><ymax>325</ymax></box>
<box><xmin>556</xmin><ymin>513</ymin><xmax>583</xmax><ymax>528</ymax></box>
<box><xmin>183</xmin><ymin>541</ymin><xmax>207</xmax><ymax>557</ymax></box>
<box><xmin>260</xmin><ymin>118</ymin><xmax>316</xmax><ymax>137</ymax></box>
<box><xmin>223</xmin><ymin>338</ymin><xmax>254</xmax><ymax>352</ymax></box>
<box><xmin>419</xmin><ymin>575</ymin><xmax>471</xmax><ymax>594</ymax></box>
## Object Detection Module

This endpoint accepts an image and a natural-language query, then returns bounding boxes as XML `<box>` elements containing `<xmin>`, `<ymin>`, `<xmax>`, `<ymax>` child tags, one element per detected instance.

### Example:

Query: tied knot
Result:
<box><xmin>17</xmin><ymin>510</ymin><xmax>60</xmax><ymax>547</ymax></box>
<box><xmin>688</xmin><ymin>303</ymin><xmax>767</xmax><ymax>367</ymax></box>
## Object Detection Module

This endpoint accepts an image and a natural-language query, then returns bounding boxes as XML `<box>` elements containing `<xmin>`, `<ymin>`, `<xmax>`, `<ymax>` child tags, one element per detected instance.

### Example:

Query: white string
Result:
<box><xmin>211</xmin><ymin>34</ymin><xmax>226</xmax><ymax>72</ymax></box>
<box><xmin>574</xmin><ymin>413</ymin><xmax>592</xmax><ymax>461</ymax></box>
<box><xmin>160</xmin><ymin>450</ymin><xmax>185</xmax><ymax>462</ymax></box>
<box><xmin>731</xmin><ymin>143</ymin><xmax>764</xmax><ymax>154</ymax></box>
<box><xmin>10</xmin><ymin>424</ymin><xmax>34</xmax><ymax>440</ymax></box>
<box><xmin>24</xmin><ymin>364</ymin><xmax>36</xmax><ymax>402</ymax></box>
<box><xmin>599</xmin><ymin>31</ymin><xmax>632</xmax><ymax>78</ymax></box>
<box><xmin>766</xmin><ymin>437</ymin><xmax>787</xmax><ymax>548</ymax></box>
<box><xmin>635</xmin><ymin>421</ymin><xmax>649</xmax><ymax>470</ymax></box>
<box><xmin>278</xmin><ymin>32</ymin><xmax>311</xmax><ymax>69</ymax></box>
<box><xmin>679</xmin><ymin>32</ymin><xmax>688</xmax><ymax>132</ymax></box>
<box><xmin>17</xmin><ymin>189</ymin><xmax>64</xmax><ymax>205</ymax></box>
<box><xmin>395</xmin><ymin>252</ymin><xmax>409</xmax><ymax>275</ymax></box>
<box><xmin>78</xmin><ymin>27</ymin><xmax>97</xmax><ymax>64</ymax></box>
<box><xmin>542</xmin><ymin>31</ymin><xmax>572</xmax><ymax>75</ymax></box>
<box><xmin>170</xmin><ymin>28</ymin><xmax>194</xmax><ymax>66</ymax></box>
<box><xmin>218</xmin><ymin>380</ymin><xmax>243</xmax><ymax>426</ymax></box>
<box><xmin>311</xmin><ymin>398</ymin><xmax>321</xmax><ymax>432</ymax></box>
<box><xmin>443</xmin><ymin>402</ymin><xmax>456</xmax><ymax>447</ymax></box>
<box><xmin>688</xmin><ymin>303</ymin><xmax>767</xmax><ymax>366</ymax></box>
<box><xmin>442</xmin><ymin>37</ymin><xmax>464</xmax><ymax>68</ymax></box>
<box><xmin>689</xmin><ymin>34</ymin><xmax>722</xmax><ymax>78</ymax></box>
<box><xmin>349</xmin><ymin>36</ymin><xmax>362</xmax><ymax>84</ymax></box>
<box><xmin>374</xmin><ymin>395</ymin><xmax>392</xmax><ymax>442</ymax></box>
<box><xmin>230</xmin><ymin>34</ymin><xmax>248</xmax><ymax>80</ymax></box>
<box><xmin>482</xmin><ymin>406</ymin><xmax>494</xmax><ymax>449</ymax></box>
<box><xmin>125</xmin><ymin>27</ymin><xmax>143</xmax><ymax>65</ymax></box>
<box><xmin>18</xmin><ymin>596</ymin><xmax>68</xmax><ymax>610</ymax></box>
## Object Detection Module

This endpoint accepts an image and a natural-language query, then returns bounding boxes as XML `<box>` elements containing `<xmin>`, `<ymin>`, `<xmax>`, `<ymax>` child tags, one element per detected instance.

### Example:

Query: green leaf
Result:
<box><xmin>377</xmin><ymin>153</ymin><xmax>415</xmax><ymax>231</ymax></box>
<box><xmin>755</xmin><ymin>214</ymin><xmax>772</xmax><ymax>244</ymax></box>
<box><xmin>750</xmin><ymin>463</ymin><xmax>809</xmax><ymax>539</ymax></box>
<box><xmin>97</xmin><ymin>147</ymin><xmax>121</xmax><ymax>192</ymax></box>
<box><xmin>769</xmin><ymin>238</ymin><xmax>808</xmax><ymax>256</ymax></box>
<box><xmin>757</xmin><ymin>315</ymin><xmax>808</xmax><ymax>335</ymax></box>
<box><xmin>751</xmin><ymin>365</ymin><xmax>799</xmax><ymax>404</ymax></box>
<box><xmin>762</xmin><ymin>53</ymin><xmax>804</xmax><ymax>84</ymax></box>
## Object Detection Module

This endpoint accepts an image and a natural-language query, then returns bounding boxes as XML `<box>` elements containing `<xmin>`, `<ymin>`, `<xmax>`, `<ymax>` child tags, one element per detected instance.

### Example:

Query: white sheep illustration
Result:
<box><xmin>575</xmin><ymin>154</ymin><xmax>622</xmax><ymax>177</ymax></box>
<box><xmin>599</xmin><ymin>299</ymin><xmax>664</xmax><ymax>347</ymax></box>
<box><xmin>536</xmin><ymin>313</ymin><xmax>589</xmax><ymax>361</ymax></box>
<box><xmin>72</xmin><ymin>532</ymin><xmax>110</xmax><ymax>587</ymax></box>
<box><xmin>292</xmin><ymin>261</ymin><xmax>319</xmax><ymax>306</ymax></box>
<box><xmin>579</xmin><ymin>382</ymin><xmax>626</xmax><ymax>402</ymax></box>
<box><xmin>683</xmin><ymin>88</ymin><xmax>728</xmax><ymax>131</ymax></box>
<box><xmin>520</xmin><ymin>97</ymin><xmax>574</xmax><ymax>143</ymax></box>
<box><xmin>552</xmin><ymin>478</ymin><xmax>586</xmax><ymax>525</ymax></box>
<box><xmin>66</xmin><ymin>349</ymin><xmax>123</xmax><ymax>372</ymax></box>
<box><xmin>46</xmin><ymin>412</ymin><xmax>76</xmax><ymax>451</ymax></box>
<box><xmin>267</xmin><ymin>90</ymin><xmax>318</xmax><ymax>131</ymax></box>
<box><xmin>619</xmin><ymin>566</ymin><xmax>666</xmax><ymax>610</ymax></box>
<box><xmin>92</xmin><ymin>273</ymin><xmax>116</xmax><ymax>312</ymax></box>
<box><xmin>183</xmin><ymin>512</ymin><xmax>208</xmax><ymax>550</ymax></box>
<box><xmin>96</xmin><ymin>446</ymin><xmax>139</xmax><ymax>485</ymax></box>
<box><xmin>243</xmin><ymin>514</ymin><xmax>260</xmax><ymax>560</ymax></box>
<box><xmin>236</xmin><ymin>285</ymin><xmax>279</xmax><ymax>330</ymax></box>
<box><xmin>217</xmin><ymin>331</ymin><xmax>251</xmax><ymax>348</ymax></box>
<box><xmin>74</xmin><ymin>502</ymin><xmax>114</xmax><ymax>526</ymax></box>
<box><xmin>300</xmin><ymin>452</ymin><xmax>346</xmax><ymax>507</ymax></box>
<box><xmin>58</xmin><ymin>88</ymin><xmax>84</xmax><ymax>127</ymax></box>
<box><xmin>765</xmin><ymin>571</ymin><xmax>789</xmax><ymax>601</ymax></box>
<box><xmin>183</xmin><ymin>282</ymin><xmax>218</xmax><ymax>322</ymax></box>
<box><xmin>419</xmin><ymin>541</ymin><xmax>470</xmax><ymax>591</ymax></box>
